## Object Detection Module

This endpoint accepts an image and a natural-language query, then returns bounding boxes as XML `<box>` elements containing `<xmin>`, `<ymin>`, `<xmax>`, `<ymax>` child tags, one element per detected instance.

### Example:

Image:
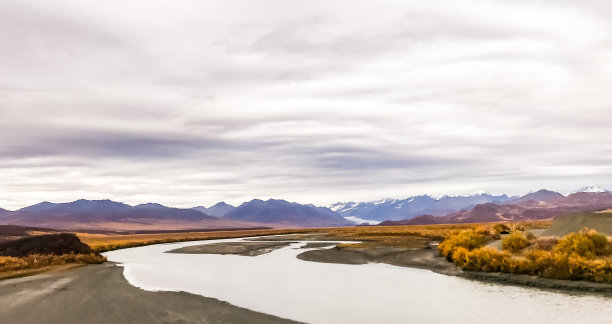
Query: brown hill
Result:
<box><xmin>508</xmin><ymin>189</ymin><xmax>565</xmax><ymax>207</ymax></box>
<box><xmin>554</xmin><ymin>192</ymin><xmax>612</xmax><ymax>206</ymax></box>
<box><xmin>0</xmin><ymin>233</ymin><xmax>92</xmax><ymax>257</ymax></box>
<box><xmin>0</xmin><ymin>225</ymin><xmax>58</xmax><ymax>242</ymax></box>
<box><xmin>379</xmin><ymin>215</ymin><xmax>439</xmax><ymax>226</ymax></box>
<box><xmin>543</xmin><ymin>212</ymin><xmax>612</xmax><ymax>236</ymax></box>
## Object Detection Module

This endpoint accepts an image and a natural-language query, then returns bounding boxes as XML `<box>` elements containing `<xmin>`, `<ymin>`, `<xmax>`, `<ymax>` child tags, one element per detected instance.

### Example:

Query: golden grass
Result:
<box><xmin>78</xmin><ymin>228</ymin><xmax>320</xmax><ymax>252</ymax></box>
<box><xmin>320</xmin><ymin>220</ymin><xmax>551</xmax><ymax>249</ymax></box>
<box><xmin>0</xmin><ymin>253</ymin><xmax>106</xmax><ymax>280</ymax></box>
<box><xmin>0</xmin><ymin>264</ymin><xmax>84</xmax><ymax>281</ymax></box>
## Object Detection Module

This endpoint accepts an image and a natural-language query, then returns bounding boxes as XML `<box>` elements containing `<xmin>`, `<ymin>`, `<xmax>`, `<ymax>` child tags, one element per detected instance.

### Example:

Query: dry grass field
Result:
<box><xmin>79</xmin><ymin>220</ymin><xmax>552</xmax><ymax>252</ymax></box>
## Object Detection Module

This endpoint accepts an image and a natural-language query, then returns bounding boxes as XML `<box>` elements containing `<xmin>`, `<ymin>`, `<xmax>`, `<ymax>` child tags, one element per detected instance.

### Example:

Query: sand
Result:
<box><xmin>0</xmin><ymin>262</ymin><xmax>301</xmax><ymax>324</ymax></box>
<box><xmin>167</xmin><ymin>241</ymin><xmax>293</xmax><ymax>256</ymax></box>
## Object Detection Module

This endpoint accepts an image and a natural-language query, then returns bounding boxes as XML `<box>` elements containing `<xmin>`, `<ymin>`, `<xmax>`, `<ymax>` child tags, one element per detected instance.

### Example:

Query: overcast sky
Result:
<box><xmin>1</xmin><ymin>0</ymin><xmax>612</xmax><ymax>210</ymax></box>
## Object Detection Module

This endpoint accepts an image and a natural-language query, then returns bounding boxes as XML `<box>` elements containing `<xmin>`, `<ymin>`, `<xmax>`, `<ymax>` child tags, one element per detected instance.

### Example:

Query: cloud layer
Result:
<box><xmin>2</xmin><ymin>0</ymin><xmax>612</xmax><ymax>209</ymax></box>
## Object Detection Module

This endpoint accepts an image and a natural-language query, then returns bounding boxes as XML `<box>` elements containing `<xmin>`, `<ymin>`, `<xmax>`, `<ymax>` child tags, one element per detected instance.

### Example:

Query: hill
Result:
<box><xmin>543</xmin><ymin>212</ymin><xmax>612</xmax><ymax>236</ymax></box>
<box><xmin>225</xmin><ymin>199</ymin><xmax>352</xmax><ymax>227</ymax></box>
<box><xmin>0</xmin><ymin>225</ymin><xmax>58</xmax><ymax>242</ymax></box>
<box><xmin>554</xmin><ymin>192</ymin><xmax>612</xmax><ymax>206</ymax></box>
<box><xmin>0</xmin><ymin>233</ymin><xmax>92</xmax><ymax>257</ymax></box>
<box><xmin>508</xmin><ymin>189</ymin><xmax>564</xmax><ymax>206</ymax></box>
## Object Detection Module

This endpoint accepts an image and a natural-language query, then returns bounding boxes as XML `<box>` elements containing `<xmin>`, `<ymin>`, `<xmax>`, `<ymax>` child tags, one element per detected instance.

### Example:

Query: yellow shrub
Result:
<box><xmin>438</xmin><ymin>230</ymin><xmax>488</xmax><ymax>260</ymax></box>
<box><xmin>502</xmin><ymin>231</ymin><xmax>530</xmax><ymax>253</ymax></box>
<box><xmin>554</xmin><ymin>229</ymin><xmax>608</xmax><ymax>257</ymax></box>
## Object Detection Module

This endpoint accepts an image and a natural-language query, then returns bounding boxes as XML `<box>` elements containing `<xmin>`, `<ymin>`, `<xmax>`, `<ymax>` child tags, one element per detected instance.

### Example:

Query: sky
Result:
<box><xmin>1</xmin><ymin>0</ymin><xmax>612</xmax><ymax>210</ymax></box>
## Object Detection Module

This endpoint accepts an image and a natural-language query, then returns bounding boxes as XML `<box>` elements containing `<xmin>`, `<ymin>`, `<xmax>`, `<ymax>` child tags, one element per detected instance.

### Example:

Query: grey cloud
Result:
<box><xmin>1</xmin><ymin>0</ymin><xmax>612</xmax><ymax>209</ymax></box>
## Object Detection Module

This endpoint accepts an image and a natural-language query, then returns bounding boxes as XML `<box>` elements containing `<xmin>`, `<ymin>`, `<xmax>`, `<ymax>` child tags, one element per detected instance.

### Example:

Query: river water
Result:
<box><xmin>104</xmin><ymin>238</ymin><xmax>612</xmax><ymax>324</ymax></box>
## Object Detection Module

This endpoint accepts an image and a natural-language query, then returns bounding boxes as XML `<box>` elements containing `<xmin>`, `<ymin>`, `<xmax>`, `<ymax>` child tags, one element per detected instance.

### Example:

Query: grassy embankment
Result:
<box><xmin>0</xmin><ymin>233</ymin><xmax>106</xmax><ymax>280</ymax></box>
<box><xmin>438</xmin><ymin>216</ymin><xmax>612</xmax><ymax>283</ymax></box>
<box><xmin>0</xmin><ymin>254</ymin><xmax>106</xmax><ymax>280</ymax></box>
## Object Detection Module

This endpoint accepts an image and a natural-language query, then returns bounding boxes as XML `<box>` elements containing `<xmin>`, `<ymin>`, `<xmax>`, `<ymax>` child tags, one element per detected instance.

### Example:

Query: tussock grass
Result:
<box><xmin>0</xmin><ymin>253</ymin><xmax>106</xmax><ymax>280</ymax></box>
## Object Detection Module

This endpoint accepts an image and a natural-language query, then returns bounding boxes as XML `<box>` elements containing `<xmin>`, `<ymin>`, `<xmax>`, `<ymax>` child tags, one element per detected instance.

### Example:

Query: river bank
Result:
<box><xmin>296</xmin><ymin>243</ymin><xmax>612</xmax><ymax>294</ymax></box>
<box><xmin>0</xmin><ymin>262</ymin><xmax>300</xmax><ymax>324</ymax></box>
<box><xmin>164</xmin><ymin>238</ymin><xmax>612</xmax><ymax>294</ymax></box>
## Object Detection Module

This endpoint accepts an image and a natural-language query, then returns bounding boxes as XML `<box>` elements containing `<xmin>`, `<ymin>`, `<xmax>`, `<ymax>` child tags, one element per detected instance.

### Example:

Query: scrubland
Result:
<box><xmin>439</xmin><ymin>226</ymin><xmax>612</xmax><ymax>283</ymax></box>
<box><xmin>0</xmin><ymin>253</ymin><xmax>106</xmax><ymax>280</ymax></box>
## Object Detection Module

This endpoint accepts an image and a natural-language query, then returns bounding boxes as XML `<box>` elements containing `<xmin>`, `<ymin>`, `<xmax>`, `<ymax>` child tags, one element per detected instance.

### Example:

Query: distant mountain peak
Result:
<box><xmin>329</xmin><ymin>192</ymin><xmax>514</xmax><ymax>222</ymax></box>
<box><xmin>574</xmin><ymin>185</ymin><xmax>608</xmax><ymax>193</ymax></box>
<box><xmin>192</xmin><ymin>201</ymin><xmax>236</xmax><ymax>217</ymax></box>
<box><xmin>225</xmin><ymin>199</ymin><xmax>351</xmax><ymax>227</ymax></box>
<box><xmin>135</xmin><ymin>203</ymin><xmax>167</xmax><ymax>209</ymax></box>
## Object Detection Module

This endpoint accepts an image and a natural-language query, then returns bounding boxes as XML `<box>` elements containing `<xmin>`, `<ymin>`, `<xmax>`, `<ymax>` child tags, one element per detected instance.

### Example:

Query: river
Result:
<box><xmin>104</xmin><ymin>238</ymin><xmax>612</xmax><ymax>324</ymax></box>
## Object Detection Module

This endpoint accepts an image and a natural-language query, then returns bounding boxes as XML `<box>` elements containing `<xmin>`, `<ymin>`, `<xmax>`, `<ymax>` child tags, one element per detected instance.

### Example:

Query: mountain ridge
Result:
<box><xmin>225</xmin><ymin>198</ymin><xmax>352</xmax><ymax>227</ymax></box>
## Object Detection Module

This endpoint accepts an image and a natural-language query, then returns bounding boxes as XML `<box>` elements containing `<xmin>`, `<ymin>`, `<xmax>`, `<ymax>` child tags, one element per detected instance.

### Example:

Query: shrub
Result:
<box><xmin>440</xmin><ymin>229</ymin><xmax>612</xmax><ymax>283</ymax></box>
<box><xmin>535</xmin><ymin>237</ymin><xmax>558</xmax><ymax>251</ymax></box>
<box><xmin>493</xmin><ymin>224</ymin><xmax>511</xmax><ymax>234</ymax></box>
<box><xmin>438</xmin><ymin>230</ymin><xmax>488</xmax><ymax>260</ymax></box>
<box><xmin>502</xmin><ymin>231</ymin><xmax>530</xmax><ymax>253</ymax></box>
<box><xmin>554</xmin><ymin>229</ymin><xmax>608</xmax><ymax>257</ymax></box>
<box><xmin>0</xmin><ymin>253</ymin><xmax>106</xmax><ymax>273</ymax></box>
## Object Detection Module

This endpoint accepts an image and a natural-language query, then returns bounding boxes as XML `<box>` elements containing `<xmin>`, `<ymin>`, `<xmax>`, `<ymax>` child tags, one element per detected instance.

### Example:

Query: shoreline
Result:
<box><xmin>296</xmin><ymin>245</ymin><xmax>612</xmax><ymax>294</ymax></box>
<box><xmin>0</xmin><ymin>262</ymin><xmax>301</xmax><ymax>324</ymax></box>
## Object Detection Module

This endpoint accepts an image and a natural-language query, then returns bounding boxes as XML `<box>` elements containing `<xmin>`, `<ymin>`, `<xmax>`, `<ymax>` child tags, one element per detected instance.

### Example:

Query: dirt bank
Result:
<box><xmin>298</xmin><ymin>245</ymin><xmax>454</xmax><ymax>270</ymax></box>
<box><xmin>167</xmin><ymin>241</ymin><xmax>293</xmax><ymax>256</ymax></box>
<box><xmin>0</xmin><ymin>263</ymin><xmax>301</xmax><ymax>324</ymax></box>
<box><xmin>297</xmin><ymin>244</ymin><xmax>612</xmax><ymax>294</ymax></box>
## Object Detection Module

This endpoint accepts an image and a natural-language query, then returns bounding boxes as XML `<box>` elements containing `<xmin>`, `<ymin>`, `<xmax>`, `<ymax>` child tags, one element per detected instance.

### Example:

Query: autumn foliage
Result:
<box><xmin>439</xmin><ymin>228</ymin><xmax>612</xmax><ymax>283</ymax></box>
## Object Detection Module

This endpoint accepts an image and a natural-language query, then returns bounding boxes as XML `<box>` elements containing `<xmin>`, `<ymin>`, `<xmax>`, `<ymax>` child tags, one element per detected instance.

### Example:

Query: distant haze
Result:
<box><xmin>1</xmin><ymin>0</ymin><xmax>612</xmax><ymax>210</ymax></box>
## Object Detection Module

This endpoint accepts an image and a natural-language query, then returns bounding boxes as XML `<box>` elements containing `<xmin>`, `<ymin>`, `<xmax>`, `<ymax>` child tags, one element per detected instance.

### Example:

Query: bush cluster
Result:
<box><xmin>502</xmin><ymin>232</ymin><xmax>530</xmax><ymax>253</ymax></box>
<box><xmin>438</xmin><ymin>229</ymin><xmax>489</xmax><ymax>260</ymax></box>
<box><xmin>439</xmin><ymin>229</ymin><xmax>612</xmax><ymax>283</ymax></box>
<box><xmin>0</xmin><ymin>253</ymin><xmax>106</xmax><ymax>273</ymax></box>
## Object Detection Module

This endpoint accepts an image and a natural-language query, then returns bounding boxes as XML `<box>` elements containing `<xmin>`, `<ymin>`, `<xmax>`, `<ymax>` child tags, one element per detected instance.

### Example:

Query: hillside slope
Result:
<box><xmin>543</xmin><ymin>212</ymin><xmax>612</xmax><ymax>236</ymax></box>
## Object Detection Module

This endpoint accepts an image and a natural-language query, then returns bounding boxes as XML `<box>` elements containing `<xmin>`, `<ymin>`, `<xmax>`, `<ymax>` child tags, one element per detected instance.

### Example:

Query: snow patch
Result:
<box><xmin>344</xmin><ymin>216</ymin><xmax>381</xmax><ymax>225</ymax></box>
<box><xmin>574</xmin><ymin>185</ymin><xmax>607</xmax><ymax>193</ymax></box>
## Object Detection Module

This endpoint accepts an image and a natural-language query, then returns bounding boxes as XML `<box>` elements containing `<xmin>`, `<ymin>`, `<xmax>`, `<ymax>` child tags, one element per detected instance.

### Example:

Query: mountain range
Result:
<box><xmin>0</xmin><ymin>198</ymin><xmax>350</xmax><ymax>230</ymax></box>
<box><xmin>380</xmin><ymin>190</ymin><xmax>612</xmax><ymax>226</ymax></box>
<box><xmin>1</xmin><ymin>186</ymin><xmax>610</xmax><ymax>230</ymax></box>
<box><xmin>224</xmin><ymin>199</ymin><xmax>352</xmax><ymax>227</ymax></box>
<box><xmin>330</xmin><ymin>193</ymin><xmax>515</xmax><ymax>223</ymax></box>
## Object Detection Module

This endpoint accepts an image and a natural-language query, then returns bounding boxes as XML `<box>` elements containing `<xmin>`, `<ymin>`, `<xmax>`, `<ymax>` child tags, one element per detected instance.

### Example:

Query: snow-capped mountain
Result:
<box><xmin>331</xmin><ymin>193</ymin><xmax>515</xmax><ymax>222</ymax></box>
<box><xmin>573</xmin><ymin>185</ymin><xmax>609</xmax><ymax>193</ymax></box>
